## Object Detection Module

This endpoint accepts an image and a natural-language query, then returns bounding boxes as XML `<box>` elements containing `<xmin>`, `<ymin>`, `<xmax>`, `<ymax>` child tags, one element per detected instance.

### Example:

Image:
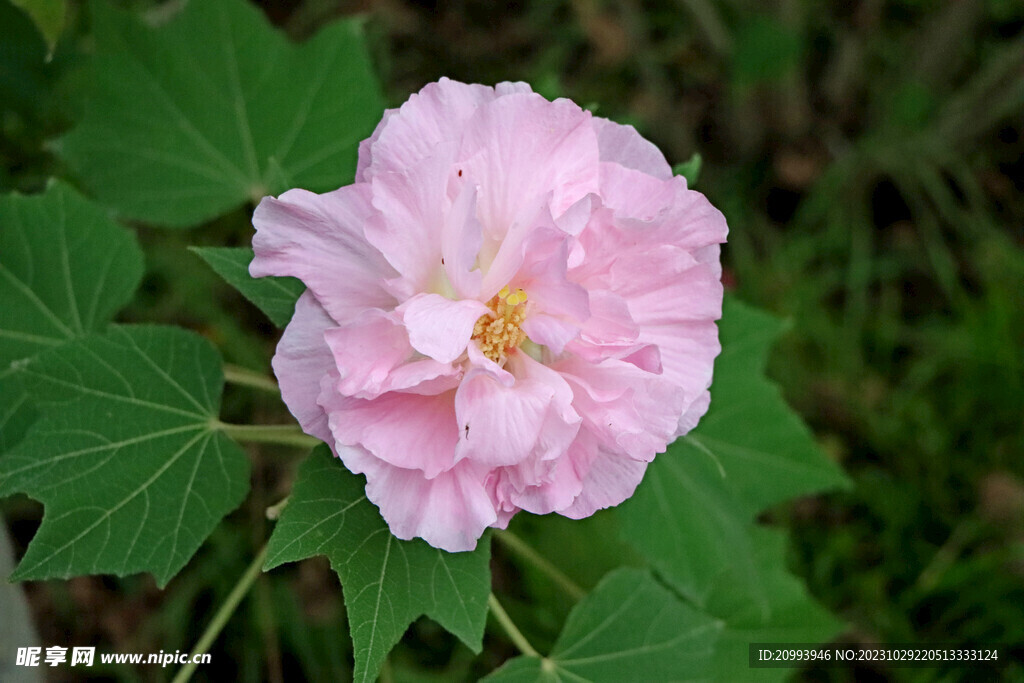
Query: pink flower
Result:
<box><xmin>251</xmin><ymin>78</ymin><xmax>727</xmax><ymax>552</ymax></box>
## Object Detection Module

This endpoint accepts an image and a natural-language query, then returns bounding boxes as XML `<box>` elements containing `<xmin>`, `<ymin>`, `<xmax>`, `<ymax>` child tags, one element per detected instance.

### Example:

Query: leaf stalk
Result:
<box><xmin>172</xmin><ymin>544</ymin><xmax>269</xmax><ymax>683</ymax></box>
<box><xmin>495</xmin><ymin>529</ymin><xmax>586</xmax><ymax>602</ymax></box>
<box><xmin>222</xmin><ymin>364</ymin><xmax>280</xmax><ymax>393</ymax></box>
<box><xmin>488</xmin><ymin>593</ymin><xmax>540</xmax><ymax>658</ymax></box>
<box><xmin>216</xmin><ymin>423</ymin><xmax>319</xmax><ymax>449</ymax></box>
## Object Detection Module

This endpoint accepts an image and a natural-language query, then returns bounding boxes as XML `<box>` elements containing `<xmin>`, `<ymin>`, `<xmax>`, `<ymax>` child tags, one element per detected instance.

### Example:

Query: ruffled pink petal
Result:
<box><xmin>338</xmin><ymin>445</ymin><xmax>497</xmax><ymax>552</ymax></box>
<box><xmin>488</xmin><ymin>428</ymin><xmax>596</xmax><ymax>517</ymax></box>
<box><xmin>521</xmin><ymin>314</ymin><xmax>580</xmax><ymax>355</ymax></box>
<box><xmin>491</xmin><ymin>451</ymin><xmax>584</xmax><ymax>517</ymax></box>
<box><xmin>322</xmin><ymin>309</ymin><xmax>408</xmax><ymax>398</ymax></box>
<box><xmin>362</xmin><ymin>78</ymin><xmax>510</xmax><ymax>180</ymax></box>
<box><xmin>619</xmin><ymin>345</ymin><xmax>663</xmax><ymax>374</ymax></box>
<box><xmin>454</xmin><ymin>371</ymin><xmax>551</xmax><ymax>468</ymax></box>
<box><xmin>512</xmin><ymin>227</ymin><xmax>590</xmax><ymax>322</ymax></box>
<box><xmin>565</xmin><ymin>206</ymin><xmax>621</xmax><ymax>287</ymax></box>
<box><xmin>554</xmin><ymin>356</ymin><xmax>683</xmax><ymax>463</ymax></box>
<box><xmin>494</xmin><ymin>81</ymin><xmax>534</xmax><ymax>96</ymax></box>
<box><xmin>510</xmin><ymin>456</ymin><xmax>584</xmax><ymax>514</ymax></box>
<box><xmin>677</xmin><ymin>389</ymin><xmax>712</xmax><ymax>437</ymax></box>
<box><xmin>611</xmin><ymin>246</ymin><xmax>724</xmax><ymax>324</ymax></box>
<box><xmin>397</xmin><ymin>293</ymin><xmax>490</xmax><ymax>364</ymax></box>
<box><xmin>454</xmin><ymin>361</ymin><xmax>579</xmax><ymax>469</ymax></box>
<box><xmin>488</xmin><ymin>222</ymin><xmax>591</xmax><ymax>354</ymax></box>
<box><xmin>569</xmin><ymin>170</ymin><xmax>727</xmax><ymax>302</ymax></box>
<box><xmin>458</xmin><ymin>92</ymin><xmax>600</xmax><ymax>241</ymax></box>
<box><xmin>478</xmin><ymin>191</ymin><xmax>554</xmax><ymax>298</ymax></box>
<box><xmin>251</xmin><ymin>185</ymin><xmax>397</xmax><ymax>321</ymax></box>
<box><xmin>364</xmin><ymin>161</ymin><xmax>447</xmax><ymax>295</ymax></box>
<box><xmin>693</xmin><ymin>242</ymin><xmax>722</xmax><ymax>267</ymax></box>
<box><xmin>638</xmin><ymin>320</ymin><xmax>721</xmax><ymax>434</ymax></box>
<box><xmin>505</xmin><ymin>353</ymin><xmax>583</xmax><ymax>460</ymax></box>
<box><xmin>355</xmin><ymin>108</ymin><xmax>397</xmax><ymax>182</ymax></box>
<box><xmin>441</xmin><ymin>180</ymin><xmax>484</xmax><ymax>300</ymax></box>
<box><xmin>270</xmin><ymin>291</ymin><xmax>335</xmax><ymax>444</ymax></box>
<box><xmin>565</xmin><ymin>290</ymin><xmax>646</xmax><ymax>365</ymax></box>
<box><xmin>321</xmin><ymin>382</ymin><xmax>460</xmax><ymax>479</ymax></box>
<box><xmin>600</xmin><ymin>163</ymin><xmax>729</xmax><ymax>250</ymax></box>
<box><xmin>323</xmin><ymin>310</ymin><xmax>459</xmax><ymax>400</ymax></box>
<box><xmin>590</xmin><ymin>116</ymin><xmax>673</xmax><ymax>180</ymax></box>
<box><xmin>464</xmin><ymin>342</ymin><xmax>516</xmax><ymax>386</ymax></box>
<box><xmin>554</xmin><ymin>194</ymin><xmax>595</xmax><ymax>236</ymax></box>
<box><xmin>558</xmin><ymin>446</ymin><xmax>649</xmax><ymax>520</ymax></box>
<box><xmin>384</xmin><ymin>368</ymin><xmax>463</xmax><ymax>397</ymax></box>
<box><xmin>597</xmin><ymin>162</ymin><xmax>678</xmax><ymax>222</ymax></box>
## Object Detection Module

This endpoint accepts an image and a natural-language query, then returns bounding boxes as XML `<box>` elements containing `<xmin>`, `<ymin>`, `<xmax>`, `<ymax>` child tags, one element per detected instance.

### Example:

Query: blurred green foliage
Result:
<box><xmin>2</xmin><ymin>0</ymin><xmax>1022</xmax><ymax>680</ymax></box>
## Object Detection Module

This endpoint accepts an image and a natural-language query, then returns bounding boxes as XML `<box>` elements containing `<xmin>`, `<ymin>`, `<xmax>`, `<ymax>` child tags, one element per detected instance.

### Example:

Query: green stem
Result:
<box><xmin>172</xmin><ymin>544</ymin><xmax>269</xmax><ymax>683</ymax></box>
<box><xmin>495</xmin><ymin>530</ymin><xmax>586</xmax><ymax>602</ymax></box>
<box><xmin>223</xmin><ymin>364</ymin><xmax>279</xmax><ymax>394</ymax></box>
<box><xmin>488</xmin><ymin>593</ymin><xmax>540</xmax><ymax>658</ymax></box>
<box><xmin>216</xmin><ymin>423</ymin><xmax>319</xmax><ymax>450</ymax></box>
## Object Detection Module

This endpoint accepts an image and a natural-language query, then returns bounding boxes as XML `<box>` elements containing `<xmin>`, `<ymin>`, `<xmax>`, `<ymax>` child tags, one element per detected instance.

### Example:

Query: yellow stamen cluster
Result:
<box><xmin>472</xmin><ymin>286</ymin><xmax>529</xmax><ymax>363</ymax></box>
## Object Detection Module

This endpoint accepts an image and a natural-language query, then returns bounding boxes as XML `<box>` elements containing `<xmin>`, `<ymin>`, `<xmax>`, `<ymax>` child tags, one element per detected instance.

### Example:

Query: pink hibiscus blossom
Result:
<box><xmin>251</xmin><ymin>78</ymin><xmax>727</xmax><ymax>552</ymax></box>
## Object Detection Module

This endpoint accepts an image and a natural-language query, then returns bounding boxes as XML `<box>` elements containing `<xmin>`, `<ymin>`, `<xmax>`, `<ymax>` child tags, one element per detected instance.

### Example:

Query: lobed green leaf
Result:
<box><xmin>618</xmin><ymin>296</ymin><xmax>848</xmax><ymax>601</ymax></box>
<box><xmin>617</xmin><ymin>439</ymin><xmax>765</xmax><ymax>606</ymax></box>
<box><xmin>0</xmin><ymin>382</ymin><xmax>36</xmax><ymax>454</ymax></box>
<box><xmin>0</xmin><ymin>325</ymin><xmax>249</xmax><ymax>586</ymax></box>
<box><xmin>0</xmin><ymin>181</ymin><xmax>143</xmax><ymax>454</ymax></box>
<box><xmin>685</xmin><ymin>296</ymin><xmax>851</xmax><ymax>517</ymax></box>
<box><xmin>484</xmin><ymin>568</ymin><xmax>722</xmax><ymax>682</ymax></box>
<box><xmin>265</xmin><ymin>446</ymin><xmax>491</xmax><ymax>683</ymax></box>
<box><xmin>190</xmin><ymin>246</ymin><xmax>303</xmax><ymax>328</ymax></box>
<box><xmin>59</xmin><ymin>0</ymin><xmax>384</xmax><ymax>227</ymax></box>
<box><xmin>616</xmin><ymin>295</ymin><xmax>848</xmax><ymax>677</ymax></box>
<box><xmin>703</xmin><ymin>528</ymin><xmax>844</xmax><ymax>682</ymax></box>
<box><xmin>0</xmin><ymin>181</ymin><xmax>143</xmax><ymax>368</ymax></box>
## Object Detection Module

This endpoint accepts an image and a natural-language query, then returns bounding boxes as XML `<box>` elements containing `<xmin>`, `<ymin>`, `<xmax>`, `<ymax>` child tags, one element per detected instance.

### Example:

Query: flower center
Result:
<box><xmin>472</xmin><ymin>286</ymin><xmax>529</xmax><ymax>364</ymax></box>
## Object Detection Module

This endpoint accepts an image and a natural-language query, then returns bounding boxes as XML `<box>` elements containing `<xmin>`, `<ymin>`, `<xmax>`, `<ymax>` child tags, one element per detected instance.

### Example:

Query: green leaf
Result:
<box><xmin>59</xmin><ymin>0</ymin><xmax>384</xmax><ymax>228</ymax></box>
<box><xmin>617</xmin><ymin>295</ymin><xmax>849</xmax><ymax>602</ymax></box>
<box><xmin>0</xmin><ymin>379</ymin><xmax>36</xmax><ymax>453</ymax></box>
<box><xmin>688</xmin><ymin>296</ymin><xmax>850</xmax><ymax>517</ymax></box>
<box><xmin>484</xmin><ymin>568</ymin><xmax>721</xmax><ymax>682</ymax></box>
<box><xmin>0</xmin><ymin>181</ymin><xmax>143</xmax><ymax>452</ymax></box>
<box><xmin>190</xmin><ymin>246</ymin><xmax>304</xmax><ymax>328</ymax></box>
<box><xmin>10</xmin><ymin>0</ymin><xmax>66</xmax><ymax>54</ymax></box>
<box><xmin>265</xmin><ymin>446</ymin><xmax>491</xmax><ymax>683</ymax></box>
<box><xmin>704</xmin><ymin>528</ymin><xmax>844</xmax><ymax>682</ymax></box>
<box><xmin>616</xmin><ymin>296</ymin><xmax>847</xmax><ymax>678</ymax></box>
<box><xmin>616</xmin><ymin>440</ymin><xmax>765</xmax><ymax>606</ymax></box>
<box><xmin>0</xmin><ymin>325</ymin><xmax>250</xmax><ymax>586</ymax></box>
<box><xmin>673</xmin><ymin>152</ymin><xmax>702</xmax><ymax>187</ymax></box>
<box><xmin>0</xmin><ymin>181</ymin><xmax>142</xmax><ymax>368</ymax></box>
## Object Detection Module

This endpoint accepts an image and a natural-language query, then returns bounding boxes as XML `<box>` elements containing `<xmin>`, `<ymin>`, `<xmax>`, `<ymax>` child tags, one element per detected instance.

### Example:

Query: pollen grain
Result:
<box><xmin>472</xmin><ymin>286</ymin><xmax>528</xmax><ymax>364</ymax></box>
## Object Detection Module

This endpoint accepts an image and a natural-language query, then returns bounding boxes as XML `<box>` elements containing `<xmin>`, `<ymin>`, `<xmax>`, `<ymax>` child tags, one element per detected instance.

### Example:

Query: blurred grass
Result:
<box><xmin>2</xmin><ymin>0</ymin><xmax>1023</xmax><ymax>680</ymax></box>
